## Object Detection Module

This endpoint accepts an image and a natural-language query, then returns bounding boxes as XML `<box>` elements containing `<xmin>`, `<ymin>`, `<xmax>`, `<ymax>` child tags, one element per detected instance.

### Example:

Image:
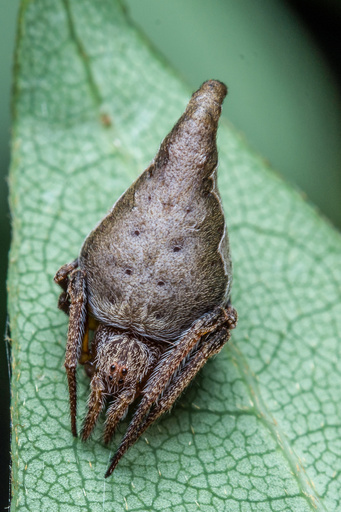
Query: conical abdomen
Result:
<box><xmin>80</xmin><ymin>80</ymin><xmax>232</xmax><ymax>341</ymax></box>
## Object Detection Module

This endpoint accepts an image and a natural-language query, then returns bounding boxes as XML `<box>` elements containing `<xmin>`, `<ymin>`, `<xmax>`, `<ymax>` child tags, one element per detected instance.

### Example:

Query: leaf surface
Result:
<box><xmin>8</xmin><ymin>1</ymin><xmax>341</xmax><ymax>511</ymax></box>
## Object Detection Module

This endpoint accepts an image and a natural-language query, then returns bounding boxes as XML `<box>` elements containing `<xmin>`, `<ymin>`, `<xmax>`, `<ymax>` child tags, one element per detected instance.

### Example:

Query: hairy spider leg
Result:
<box><xmin>102</xmin><ymin>341</ymin><xmax>164</xmax><ymax>445</ymax></box>
<box><xmin>105</xmin><ymin>306</ymin><xmax>237</xmax><ymax>477</ymax></box>
<box><xmin>81</xmin><ymin>374</ymin><xmax>106</xmax><ymax>440</ymax></box>
<box><xmin>79</xmin><ymin>317</ymin><xmax>99</xmax><ymax>366</ymax></box>
<box><xmin>54</xmin><ymin>259</ymin><xmax>79</xmax><ymax>291</ymax></box>
<box><xmin>81</xmin><ymin>383</ymin><xmax>137</xmax><ymax>443</ymax></box>
<box><xmin>79</xmin><ymin>320</ymin><xmax>91</xmax><ymax>364</ymax></box>
<box><xmin>103</xmin><ymin>389</ymin><xmax>137</xmax><ymax>445</ymax></box>
<box><xmin>142</xmin><ymin>326</ymin><xmax>231</xmax><ymax>428</ymax></box>
<box><xmin>64</xmin><ymin>268</ymin><xmax>87</xmax><ymax>436</ymax></box>
<box><xmin>105</xmin><ymin>325</ymin><xmax>231</xmax><ymax>477</ymax></box>
<box><xmin>54</xmin><ymin>259</ymin><xmax>79</xmax><ymax>315</ymax></box>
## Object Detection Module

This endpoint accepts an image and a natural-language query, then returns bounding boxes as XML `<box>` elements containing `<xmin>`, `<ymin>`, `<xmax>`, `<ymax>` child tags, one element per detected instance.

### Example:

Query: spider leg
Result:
<box><xmin>54</xmin><ymin>258</ymin><xmax>79</xmax><ymax>291</ymax></box>
<box><xmin>81</xmin><ymin>375</ymin><xmax>106</xmax><ymax>441</ymax></box>
<box><xmin>64</xmin><ymin>268</ymin><xmax>87</xmax><ymax>436</ymax></box>
<box><xmin>57</xmin><ymin>292</ymin><xmax>71</xmax><ymax>315</ymax></box>
<box><xmin>79</xmin><ymin>319</ymin><xmax>91</xmax><ymax>364</ymax></box>
<box><xmin>144</xmin><ymin>326</ymin><xmax>230</xmax><ymax>427</ymax></box>
<box><xmin>54</xmin><ymin>259</ymin><xmax>79</xmax><ymax>315</ymax></box>
<box><xmin>105</xmin><ymin>306</ymin><xmax>237</xmax><ymax>477</ymax></box>
<box><xmin>103</xmin><ymin>389</ymin><xmax>136</xmax><ymax>445</ymax></box>
<box><xmin>105</xmin><ymin>326</ymin><xmax>231</xmax><ymax>477</ymax></box>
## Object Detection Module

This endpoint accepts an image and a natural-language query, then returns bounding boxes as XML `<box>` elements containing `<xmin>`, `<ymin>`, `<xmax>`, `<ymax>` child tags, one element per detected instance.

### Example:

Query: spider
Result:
<box><xmin>54</xmin><ymin>80</ymin><xmax>237</xmax><ymax>478</ymax></box>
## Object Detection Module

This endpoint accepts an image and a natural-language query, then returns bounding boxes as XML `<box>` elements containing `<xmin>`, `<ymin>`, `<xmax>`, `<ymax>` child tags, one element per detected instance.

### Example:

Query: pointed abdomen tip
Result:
<box><xmin>189</xmin><ymin>80</ymin><xmax>228</xmax><ymax>120</ymax></box>
<box><xmin>200</xmin><ymin>80</ymin><xmax>228</xmax><ymax>102</ymax></box>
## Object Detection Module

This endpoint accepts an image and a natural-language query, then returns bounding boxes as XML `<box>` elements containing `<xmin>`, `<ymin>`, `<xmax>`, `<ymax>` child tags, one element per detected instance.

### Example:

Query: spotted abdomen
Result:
<box><xmin>80</xmin><ymin>80</ymin><xmax>232</xmax><ymax>341</ymax></box>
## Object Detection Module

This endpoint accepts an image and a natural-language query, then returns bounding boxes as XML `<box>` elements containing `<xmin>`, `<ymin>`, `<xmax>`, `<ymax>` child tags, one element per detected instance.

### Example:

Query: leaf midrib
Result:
<box><xmin>62</xmin><ymin>0</ymin><xmax>102</xmax><ymax>109</ymax></box>
<box><xmin>230</xmin><ymin>343</ymin><xmax>325</xmax><ymax>511</ymax></box>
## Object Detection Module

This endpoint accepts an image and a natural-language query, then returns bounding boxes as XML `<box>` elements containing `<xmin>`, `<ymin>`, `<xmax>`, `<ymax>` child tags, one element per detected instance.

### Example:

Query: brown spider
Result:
<box><xmin>54</xmin><ymin>80</ymin><xmax>237</xmax><ymax>478</ymax></box>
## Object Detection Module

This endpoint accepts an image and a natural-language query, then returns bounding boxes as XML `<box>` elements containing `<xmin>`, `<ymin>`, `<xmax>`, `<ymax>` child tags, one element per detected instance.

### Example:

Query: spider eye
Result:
<box><xmin>110</xmin><ymin>364</ymin><xmax>116</xmax><ymax>371</ymax></box>
<box><xmin>122</xmin><ymin>368</ymin><xmax>127</xmax><ymax>375</ymax></box>
<box><xmin>118</xmin><ymin>378</ymin><xmax>124</xmax><ymax>384</ymax></box>
<box><xmin>108</xmin><ymin>375</ymin><xmax>113</xmax><ymax>381</ymax></box>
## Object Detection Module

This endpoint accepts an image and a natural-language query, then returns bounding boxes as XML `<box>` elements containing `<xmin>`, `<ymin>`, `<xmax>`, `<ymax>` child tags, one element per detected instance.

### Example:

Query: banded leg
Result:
<box><xmin>105</xmin><ymin>306</ymin><xmax>237</xmax><ymax>477</ymax></box>
<box><xmin>64</xmin><ymin>268</ymin><xmax>87</xmax><ymax>436</ymax></box>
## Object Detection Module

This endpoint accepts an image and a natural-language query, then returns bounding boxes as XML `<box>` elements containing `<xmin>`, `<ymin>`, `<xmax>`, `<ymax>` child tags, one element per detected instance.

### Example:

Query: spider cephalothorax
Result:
<box><xmin>81</xmin><ymin>325</ymin><xmax>164</xmax><ymax>444</ymax></box>
<box><xmin>55</xmin><ymin>80</ymin><xmax>237</xmax><ymax>477</ymax></box>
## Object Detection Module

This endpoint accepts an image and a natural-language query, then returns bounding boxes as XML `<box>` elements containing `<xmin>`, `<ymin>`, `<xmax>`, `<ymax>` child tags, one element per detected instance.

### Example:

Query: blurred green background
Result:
<box><xmin>1</xmin><ymin>0</ymin><xmax>340</xmax><ymax>508</ymax></box>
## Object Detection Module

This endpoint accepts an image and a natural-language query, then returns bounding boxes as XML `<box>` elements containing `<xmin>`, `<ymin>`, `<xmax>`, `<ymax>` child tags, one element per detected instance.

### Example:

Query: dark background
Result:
<box><xmin>1</xmin><ymin>1</ymin><xmax>340</xmax><ymax>509</ymax></box>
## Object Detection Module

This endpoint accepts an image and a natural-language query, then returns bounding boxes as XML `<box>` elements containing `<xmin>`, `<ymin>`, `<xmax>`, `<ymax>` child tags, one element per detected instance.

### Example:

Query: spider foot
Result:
<box><xmin>225</xmin><ymin>306</ymin><xmax>238</xmax><ymax>330</ymax></box>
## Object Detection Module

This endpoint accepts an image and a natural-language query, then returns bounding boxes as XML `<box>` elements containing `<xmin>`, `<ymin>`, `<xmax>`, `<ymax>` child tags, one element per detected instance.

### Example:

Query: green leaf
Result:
<box><xmin>8</xmin><ymin>0</ymin><xmax>341</xmax><ymax>511</ymax></box>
